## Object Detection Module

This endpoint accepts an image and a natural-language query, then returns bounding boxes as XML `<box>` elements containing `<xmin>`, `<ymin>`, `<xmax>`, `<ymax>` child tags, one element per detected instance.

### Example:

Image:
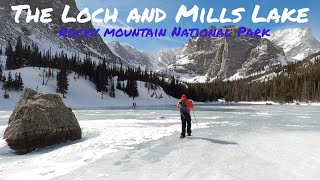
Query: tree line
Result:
<box><xmin>182</xmin><ymin>52</ymin><xmax>320</xmax><ymax>103</ymax></box>
<box><xmin>2</xmin><ymin>36</ymin><xmax>320</xmax><ymax>103</ymax></box>
<box><xmin>1</xmin><ymin>37</ymin><xmax>183</xmax><ymax>99</ymax></box>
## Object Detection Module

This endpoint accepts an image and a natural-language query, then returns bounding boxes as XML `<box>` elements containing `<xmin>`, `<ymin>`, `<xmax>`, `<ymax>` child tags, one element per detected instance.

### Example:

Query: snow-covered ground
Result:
<box><xmin>0</xmin><ymin>65</ymin><xmax>177</xmax><ymax>110</ymax></box>
<box><xmin>1</xmin><ymin>104</ymin><xmax>320</xmax><ymax>180</ymax></box>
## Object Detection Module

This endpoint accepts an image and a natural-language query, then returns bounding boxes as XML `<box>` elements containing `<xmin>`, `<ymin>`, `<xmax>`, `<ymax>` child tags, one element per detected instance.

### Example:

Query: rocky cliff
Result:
<box><xmin>168</xmin><ymin>27</ymin><xmax>287</xmax><ymax>79</ymax></box>
<box><xmin>269</xmin><ymin>28</ymin><xmax>320</xmax><ymax>60</ymax></box>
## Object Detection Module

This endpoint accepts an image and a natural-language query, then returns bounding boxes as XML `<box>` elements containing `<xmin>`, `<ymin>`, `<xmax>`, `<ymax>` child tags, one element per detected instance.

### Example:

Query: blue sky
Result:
<box><xmin>75</xmin><ymin>0</ymin><xmax>320</xmax><ymax>51</ymax></box>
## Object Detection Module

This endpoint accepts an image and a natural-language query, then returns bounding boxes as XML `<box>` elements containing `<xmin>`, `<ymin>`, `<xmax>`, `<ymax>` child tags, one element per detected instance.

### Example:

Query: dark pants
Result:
<box><xmin>181</xmin><ymin>113</ymin><xmax>192</xmax><ymax>136</ymax></box>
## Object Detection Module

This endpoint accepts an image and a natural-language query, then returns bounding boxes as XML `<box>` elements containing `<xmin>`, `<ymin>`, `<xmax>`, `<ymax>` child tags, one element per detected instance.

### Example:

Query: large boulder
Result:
<box><xmin>3</xmin><ymin>88</ymin><xmax>82</xmax><ymax>154</ymax></box>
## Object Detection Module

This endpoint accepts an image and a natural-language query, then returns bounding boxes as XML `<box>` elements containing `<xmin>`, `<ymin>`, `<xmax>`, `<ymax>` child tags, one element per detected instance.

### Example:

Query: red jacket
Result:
<box><xmin>177</xmin><ymin>99</ymin><xmax>194</xmax><ymax>113</ymax></box>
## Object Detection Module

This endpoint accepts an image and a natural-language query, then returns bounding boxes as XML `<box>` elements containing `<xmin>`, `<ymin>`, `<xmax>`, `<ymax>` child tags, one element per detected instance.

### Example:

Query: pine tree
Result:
<box><xmin>15</xmin><ymin>36</ymin><xmax>23</xmax><ymax>68</ymax></box>
<box><xmin>301</xmin><ymin>80</ymin><xmax>310</xmax><ymax>102</ymax></box>
<box><xmin>5</xmin><ymin>40</ymin><xmax>12</xmax><ymax>56</ymax></box>
<box><xmin>126</xmin><ymin>79</ymin><xmax>139</xmax><ymax>98</ymax></box>
<box><xmin>131</xmin><ymin>80</ymin><xmax>139</xmax><ymax>98</ymax></box>
<box><xmin>4</xmin><ymin>71</ymin><xmax>13</xmax><ymax>90</ymax></box>
<box><xmin>17</xmin><ymin>72</ymin><xmax>24</xmax><ymax>91</ymax></box>
<box><xmin>31</xmin><ymin>43</ymin><xmax>40</xmax><ymax>67</ymax></box>
<box><xmin>56</xmin><ymin>64</ymin><xmax>69</xmax><ymax>98</ymax></box>
<box><xmin>5</xmin><ymin>40</ymin><xmax>14</xmax><ymax>70</ymax></box>
<box><xmin>2</xmin><ymin>75</ymin><xmax>6</xmax><ymax>84</ymax></box>
<box><xmin>95</xmin><ymin>59</ymin><xmax>107</xmax><ymax>92</ymax></box>
<box><xmin>109</xmin><ymin>76</ymin><xmax>115</xmax><ymax>98</ymax></box>
<box><xmin>23</xmin><ymin>44</ymin><xmax>31</xmax><ymax>66</ymax></box>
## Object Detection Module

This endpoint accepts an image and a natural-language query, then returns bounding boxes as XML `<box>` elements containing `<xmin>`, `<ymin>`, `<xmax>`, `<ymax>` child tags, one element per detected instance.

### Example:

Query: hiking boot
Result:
<box><xmin>187</xmin><ymin>133</ymin><xmax>192</xmax><ymax>136</ymax></box>
<box><xmin>180</xmin><ymin>135</ymin><xmax>185</xmax><ymax>138</ymax></box>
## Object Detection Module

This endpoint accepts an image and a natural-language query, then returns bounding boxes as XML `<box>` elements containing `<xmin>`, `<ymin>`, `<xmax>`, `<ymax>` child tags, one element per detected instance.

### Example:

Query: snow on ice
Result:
<box><xmin>1</xmin><ymin>104</ymin><xmax>320</xmax><ymax>179</ymax></box>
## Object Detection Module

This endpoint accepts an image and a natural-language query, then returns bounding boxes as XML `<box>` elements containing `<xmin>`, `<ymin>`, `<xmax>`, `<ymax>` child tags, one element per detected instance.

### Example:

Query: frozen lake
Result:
<box><xmin>1</xmin><ymin>104</ymin><xmax>320</xmax><ymax>179</ymax></box>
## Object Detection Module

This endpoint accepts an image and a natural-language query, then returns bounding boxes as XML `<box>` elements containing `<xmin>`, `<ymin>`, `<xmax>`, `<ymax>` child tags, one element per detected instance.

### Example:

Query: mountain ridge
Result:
<box><xmin>106</xmin><ymin>40</ymin><xmax>179</xmax><ymax>70</ymax></box>
<box><xmin>164</xmin><ymin>27</ymin><xmax>288</xmax><ymax>80</ymax></box>
<box><xmin>105</xmin><ymin>27</ymin><xmax>320</xmax><ymax>82</ymax></box>
<box><xmin>269</xmin><ymin>27</ymin><xmax>320</xmax><ymax>60</ymax></box>
<box><xmin>0</xmin><ymin>0</ymin><xmax>122</xmax><ymax>63</ymax></box>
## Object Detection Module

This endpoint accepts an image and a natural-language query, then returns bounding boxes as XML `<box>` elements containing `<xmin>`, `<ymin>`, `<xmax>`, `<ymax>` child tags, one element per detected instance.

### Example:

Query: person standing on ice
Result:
<box><xmin>177</xmin><ymin>94</ymin><xmax>194</xmax><ymax>138</ymax></box>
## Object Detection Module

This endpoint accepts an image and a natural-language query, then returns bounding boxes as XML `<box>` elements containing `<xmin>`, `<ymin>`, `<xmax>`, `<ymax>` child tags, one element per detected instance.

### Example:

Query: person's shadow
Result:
<box><xmin>189</xmin><ymin>137</ymin><xmax>238</xmax><ymax>145</ymax></box>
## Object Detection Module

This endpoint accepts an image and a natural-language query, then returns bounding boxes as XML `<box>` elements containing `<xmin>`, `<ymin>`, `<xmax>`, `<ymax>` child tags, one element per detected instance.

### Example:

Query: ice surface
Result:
<box><xmin>1</xmin><ymin>104</ymin><xmax>320</xmax><ymax>179</ymax></box>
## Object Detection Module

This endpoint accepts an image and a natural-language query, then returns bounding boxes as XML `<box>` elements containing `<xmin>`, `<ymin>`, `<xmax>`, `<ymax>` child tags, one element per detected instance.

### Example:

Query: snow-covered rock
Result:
<box><xmin>269</xmin><ymin>28</ymin><xmax>320</xmax><ymax>60</ymax></box>
<box><xmin>4</xmin><ymin>88</ymin><xmax>82</xmax><ymax>154</ymax></box>
<box><xmin>167</xmin><ymin>27</ymin><xmax>288</xmax><ymax>80</ymax></box>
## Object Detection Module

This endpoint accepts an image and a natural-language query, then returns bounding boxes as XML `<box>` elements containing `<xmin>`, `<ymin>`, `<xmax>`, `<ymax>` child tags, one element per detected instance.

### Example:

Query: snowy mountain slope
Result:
<box><xmin>165</xmin><ymin>27</ymin><xmax>288</xmax><ymax>80</ymax></box>
<box><xmin>0</xmin><ymin>0</ymin><xmax>121</xmax><ymax>63</ymax></box>
<box><xmin>269</xmin><ymin>28</ymin><xmax>320</xmax><ymax>60</ymax></box>
<box><xmin>148</xmin><ymin>49</ymin><xmax>180</xmax><ymax>67</ymax></box>
<box><xmin>107</xmin><ymin>41</ymin><xmax>180</xmax><ymax>70</ymax></box>
<box><xmin>107</xmin><ymin>41</ymin><xmax>158</xmax><ymax>69</ymax></box>
<box><xmin>161</xmin><ymin>27</ymin><xmax>320</xmax><ymax>82</ymax></box>
<box><xmin>0</xmin><ymin>66</ymin><xmax>177</xmax><ymax>110</ymax></box>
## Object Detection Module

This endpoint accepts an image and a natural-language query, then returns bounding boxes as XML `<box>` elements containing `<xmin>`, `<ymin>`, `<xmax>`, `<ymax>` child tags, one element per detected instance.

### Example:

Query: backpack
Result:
<box><xmin>179</xmin><ymin>100</ymin><xmax>188</xmax><ymax>114</ymax></box>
